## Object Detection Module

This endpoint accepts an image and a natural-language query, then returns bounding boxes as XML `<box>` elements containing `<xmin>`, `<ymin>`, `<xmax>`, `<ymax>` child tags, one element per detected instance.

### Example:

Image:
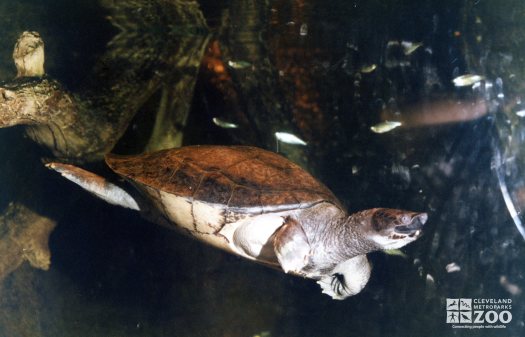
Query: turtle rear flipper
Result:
<box><xmin>317</xmin><ymin>255</ymin><xmax>371</xmax><ymax>300</ymax></box>
<box><xmin>46</xmin><ymin>162</ymin><xmax>140</xmax><ymax>211</ymax></box>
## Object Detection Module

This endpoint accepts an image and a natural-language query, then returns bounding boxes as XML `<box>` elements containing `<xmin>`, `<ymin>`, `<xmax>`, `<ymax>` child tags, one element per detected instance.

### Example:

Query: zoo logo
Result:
<box><xmin>446</xmin><ymin>298</ymin><xmax>512</xmax><ymax>326</ymax></box>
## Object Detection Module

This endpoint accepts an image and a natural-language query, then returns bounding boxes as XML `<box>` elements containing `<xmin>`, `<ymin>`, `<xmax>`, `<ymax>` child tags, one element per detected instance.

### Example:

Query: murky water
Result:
<box><xmin>1</xmin><ymin>1</ymin><xmax>524</xmax><ymax>336</ymax></box>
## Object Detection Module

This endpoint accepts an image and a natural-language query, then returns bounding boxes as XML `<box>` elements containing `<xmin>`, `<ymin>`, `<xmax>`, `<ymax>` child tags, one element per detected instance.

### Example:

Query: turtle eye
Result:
<box><xmin>400</xmin><ymin>214</ymin><xmax>411</xmax><ymax>224</ymax></box>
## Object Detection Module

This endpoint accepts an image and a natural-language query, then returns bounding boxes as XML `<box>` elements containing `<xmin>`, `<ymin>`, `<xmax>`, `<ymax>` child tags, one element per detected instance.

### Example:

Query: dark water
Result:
<box><xmin>1</xmin><ymin>1</ymin><xmax>524</xmax><ymax>337</ymax></box>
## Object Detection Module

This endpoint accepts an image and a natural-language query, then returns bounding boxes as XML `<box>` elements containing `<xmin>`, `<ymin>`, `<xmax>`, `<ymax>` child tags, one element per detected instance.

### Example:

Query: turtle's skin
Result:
<box><xmin>48</xmin><ymin>145</ymin><xmax>427</xmax><ymax>299</ymax></box>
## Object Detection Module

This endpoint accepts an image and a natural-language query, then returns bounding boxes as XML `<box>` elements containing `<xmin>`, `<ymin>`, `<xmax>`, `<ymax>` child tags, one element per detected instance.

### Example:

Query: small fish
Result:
<box><xmin>299</xmin><ymin>23</ymin><xmax>308</xmax><ymax>36</ymax></box>
<box><xmin>516</xmin><ymin>110</ymin><xmax>525</xmax><ymax>117</ymax></box>
<box><xmin>274</xmin><ymin>132</ymin><xmax>307</xmax><ymax>145</ymax></box>
<box><xmin>370</xmin><ymin>120</ymin><xmax>402</xmax><ymax>134</ymax></box>
<box><xmin>212</xmin><ymin>117</ymin><xmax>239</xmax><ymax>129</ymax></box>
<box><xmin>227</xmin><ymin>60</ymin><xmax>252</xmax><ymax>70</ymax></box>
<box><xmin>401</xmin><ymin>41</ymin><xmax>423</xmax><ymax>55</ymax></box>
<box><xmin>426</xmin><ymin>274</ymin><xmax>435</xmax><ymax>285</ymax></box>
<box><xmin>360</xmin><ymin>64</ymin><xmax>377</xmax><ymax>74</ymax></box>
<box><xmin>386</xmin><ymin>40</ymin><xmax>422</xmax><ymax>56</ymax></box>
<box><xmin>500</xmin><ymin>276</ymin><xmax>522</xmax><ymax>296</ymax></box>
<box><xmin>452</xmin><ymin>74</ymin><xmax>485</xmax><ymax>87</ymax></box>
<box><xmin>386</xmin><ymin>40</ymin><xmax>400</xmax><ymax>48</ymax></box>
<box><xmin>445</xmin><ymin>262</ymin><xmax>461</xmax><ymax>273</ymax></box>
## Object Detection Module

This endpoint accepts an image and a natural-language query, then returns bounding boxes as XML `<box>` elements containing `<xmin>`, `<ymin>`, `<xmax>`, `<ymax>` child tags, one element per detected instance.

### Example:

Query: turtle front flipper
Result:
<box><xmin>317</xmin><ymin>255</ymin><xmax>371</xmax><ymax>300</ymax></box>
<box><xmin>273</xmin><ymin>218</ymin><xmax>311</xmax><ymax>274</ymax></box>
<box><xmin>231</xmin><ymin>214</ymin><xmax>286</xmax><ymax>262</ymax></box>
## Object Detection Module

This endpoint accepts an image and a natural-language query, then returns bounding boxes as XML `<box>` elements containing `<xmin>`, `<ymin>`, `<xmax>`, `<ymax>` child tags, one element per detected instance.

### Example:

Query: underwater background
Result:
<box><xmin>0</xmin><ymin>0</ymin><xmax>524</xmax><ymax>336</ymax></box>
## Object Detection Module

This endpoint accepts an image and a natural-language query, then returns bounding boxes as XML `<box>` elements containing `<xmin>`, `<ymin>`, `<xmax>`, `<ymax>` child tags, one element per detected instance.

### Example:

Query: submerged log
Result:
<box><xmin>0</xmin><ymin>0</ymin><xmax>209</xmax><ymax>162</ymax></box>
<box><xmin>0</xmin><ymin>203</ymin><xmax>56</xmax><ymax>282</ymax></box>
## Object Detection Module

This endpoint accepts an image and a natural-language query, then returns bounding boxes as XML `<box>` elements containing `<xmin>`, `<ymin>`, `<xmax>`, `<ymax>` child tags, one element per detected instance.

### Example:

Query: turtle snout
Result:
<box><xmin>394</xmin><ymin>212</ymin><xmax>427</xmax><ymax>235</ymax></box>
<box><xmin>413</xmin><ymin>212</ymin><xmax>428</xmax><ymax>227</ymax></box>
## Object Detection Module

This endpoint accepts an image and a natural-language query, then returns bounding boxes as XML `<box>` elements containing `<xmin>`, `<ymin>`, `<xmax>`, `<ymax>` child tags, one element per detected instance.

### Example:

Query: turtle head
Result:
<box><xmin>363</xmin><ymin>208</ymin><xmax>427</xmax><ymax>250</ymax></box>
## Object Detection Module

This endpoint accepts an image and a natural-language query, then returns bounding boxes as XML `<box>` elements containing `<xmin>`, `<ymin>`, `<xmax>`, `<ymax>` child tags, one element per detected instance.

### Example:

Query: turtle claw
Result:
<box><xmin>317</xmin><ymin>275</ymin><xmax>349</xmax><ymax>300</ymax></box>
<box><xmin>317</xmin><ymin>255</ymin><xmax>372</xmax><ymax>300</ymax></box>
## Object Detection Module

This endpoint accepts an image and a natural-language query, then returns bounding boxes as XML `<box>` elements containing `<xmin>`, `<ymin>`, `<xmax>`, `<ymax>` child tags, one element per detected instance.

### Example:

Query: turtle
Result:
<box><xmin>47</xmin><ymin>145</ymin><xmax>427</xmax><ymax>300</ymax></box>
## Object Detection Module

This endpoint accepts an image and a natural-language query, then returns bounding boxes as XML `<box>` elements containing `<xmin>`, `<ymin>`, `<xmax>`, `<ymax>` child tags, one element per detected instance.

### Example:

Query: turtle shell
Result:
<box><xmin>105</xmin><ymin>145</ymin><xmax>342</xmax><ymax>213</ymax></box>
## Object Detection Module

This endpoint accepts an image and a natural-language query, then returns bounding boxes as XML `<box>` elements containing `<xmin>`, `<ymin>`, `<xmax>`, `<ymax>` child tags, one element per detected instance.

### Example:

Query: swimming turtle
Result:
<box><xmin>47</xmin><ymin>145</ymin><xmax>427</xmax><ymax>299</ymax></box>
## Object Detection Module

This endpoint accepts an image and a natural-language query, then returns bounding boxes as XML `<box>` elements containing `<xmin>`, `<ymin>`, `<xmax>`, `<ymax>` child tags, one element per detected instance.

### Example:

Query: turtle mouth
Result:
<box><xmin>394</xmin><ymin>213</ymin><xmax>428</xmax><ymax>237</ymax></box>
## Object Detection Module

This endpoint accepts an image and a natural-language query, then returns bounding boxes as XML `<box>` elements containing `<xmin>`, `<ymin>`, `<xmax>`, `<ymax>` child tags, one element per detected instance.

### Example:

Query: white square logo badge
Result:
<box><xmin>460</xmin><ymin>311</ymin><xmax>472</xmax><ymax>323</ymax></box>
<box><xmin>460</xmin><ymin>298</ymin><xmax>472</xmax><ymax>311</ymax></box>
<box><xmin>446</xmin><ymin>298</ymin><xmax>459</xmax><ymax>311</ymax></box>
<box><xmin>446</xmin><ymin>311</ymin><xmax>460</xmax><ymax>323</ymax></box>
